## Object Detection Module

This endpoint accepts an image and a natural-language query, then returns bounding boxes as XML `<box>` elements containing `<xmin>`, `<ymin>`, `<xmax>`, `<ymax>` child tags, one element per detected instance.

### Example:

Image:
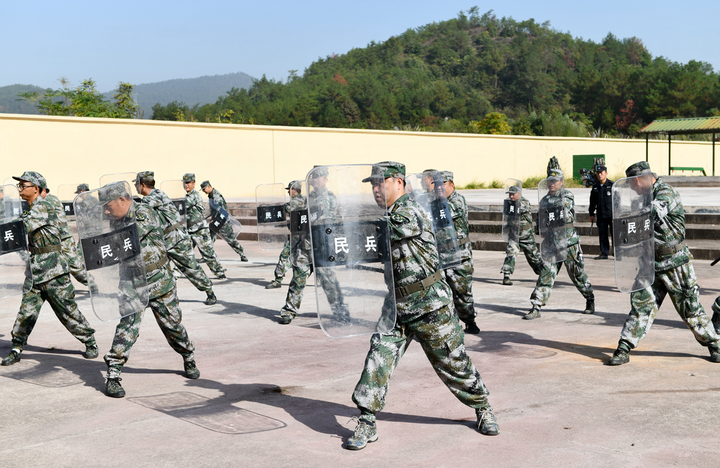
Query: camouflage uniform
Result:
<box><xmin>444</xmin><ymin>177</ymin><xmax>476</xmax><ymax>326</ymax></box>
<box><xmin>272</xmin><ymin>239</ymin><xmax>291</xmax><ymax>281</ymax></box>
<box><xmin>529</xmin><ymin>183</ymin><xmax>594</xmax><ymax>313</ymax></box>
<box><xmin>501</xmin><ymin>196</ymin><xmax>544</xmax><ymax>276</ymax></box>
<box><xmin>205</xmin><ymin>186</ymin><xmax>247</xmax><ymax>259</ymax></box>
<box><xmin>105</xmin><ymin>201</ymin><xmax>196</xmax><ymax>379</ymax></box>
<box><xmin>184</xmin><ymin>181</ymin><xmax>225</xmax><ymax>277</ymax></box>
<box><xmin>280</xmin><ymin>193</ymin><xmax>313</xmax><ymax>320</ymax></box>
<box><xmin>351</xmin><ymin>163</ymin><xmax>495</xmax><ymax>436</ymax></box>
<box><xmin>140</xmin><ymin>182</ymin><xmax>214</xmax><ymax>295</ymax></box>
<box><xmin>6</xmin><ymin>172</ymin><xmax>96</xmax><ymax>359</ymax></box>
<box><xmin>43</xmin><ymin>192</ymin><xmax>88</xmax><ymax>285</ymax></box>
<box><xmin>612</xmin><ymin>163</ymin><xmax>719</xmax><ymax>363</ymax></box>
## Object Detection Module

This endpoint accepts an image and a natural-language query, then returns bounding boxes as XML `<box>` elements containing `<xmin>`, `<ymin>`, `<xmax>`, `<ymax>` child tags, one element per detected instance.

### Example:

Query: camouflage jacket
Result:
<box><xmin>308</xmin><ymin>187</ymin><xmax>338</xmax><ymax>222</ymax></box>
<box><xmin>652</xmin><ymin>177</ymin><xmax>690</xmax><ymax>271</ymax></box>
<box><xmin>447</xmin><ymin>190</ymin><xmax>471</xmax><ymax>260</ymax></box>
<box><xmin>131</xmin><ymin>201</ymin><xmax>174</xmax><ymax>299</ymax></box>
<box><xmin>538</xmin><ymin>188</ymin><xmax>579</xmax><ymax>247</ymax></box>
<box><xmin>23</xmin><ymin>196</ymin><xmax>68</xmax><ymax>284</ymax></box>
<box><xmin>518</xmin><ymin>196</ymin><xmax>535</xmax><ymax>245</ymax></box>
<box><xmin>388</xmin><ymin>193</ymin><xmax>452</xmax><ymax>319</ymax></box>
<box><xmin>44</xmin><ymin>193</ymin><xmax>73</xmax><ymax>241</ymax></box>
<box><xmin>142</xmin><ymin>188</ymin><xmax>188</xmax><ymax>249</ymax></box>
<box><xmin>287</xmin><ymin>194</ymin><xmax>311</xmax><ymax>266</ymax></box>
<box><xmin>185</xmin><ymin>189</ymin><xmax>208</xmax><ymax>233</ymax></box>
<box><xmin>208</xmin><ymin>188</ymin><xmax>228</xmax><ymax>211</ymax></box>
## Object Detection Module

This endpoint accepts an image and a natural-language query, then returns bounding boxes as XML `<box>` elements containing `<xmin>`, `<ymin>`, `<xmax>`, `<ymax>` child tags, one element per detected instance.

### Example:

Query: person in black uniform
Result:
<box><xmin>589</xmin><ymin>165</ymin><xmax>613</xmax><ymax>259</ymax></box>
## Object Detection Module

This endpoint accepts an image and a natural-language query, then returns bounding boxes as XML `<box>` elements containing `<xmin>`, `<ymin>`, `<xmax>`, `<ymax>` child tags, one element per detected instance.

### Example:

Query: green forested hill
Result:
<box><xmin>152</xmin><ymin>9</ymin><xmax>720</xmax><ymax>137</ymax></box>
<box><xmin>0</xmin><ymin>84</ymin><xmax>43</xmax><ymax>114</ymax></box>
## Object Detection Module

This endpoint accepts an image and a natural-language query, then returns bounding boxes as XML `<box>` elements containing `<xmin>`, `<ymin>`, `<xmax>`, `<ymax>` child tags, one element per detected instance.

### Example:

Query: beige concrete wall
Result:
<box><xmin>1</xmin><ymin>113</ymin><xmax>716</xmax><ymax>197</ymax></box>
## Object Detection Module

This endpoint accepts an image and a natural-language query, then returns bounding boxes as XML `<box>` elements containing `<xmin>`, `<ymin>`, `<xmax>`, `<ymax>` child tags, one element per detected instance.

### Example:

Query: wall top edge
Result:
<box><xmin>0</xmin><ymin>113</ymin><xmax>715</xmax><ymax>145</ymax></box>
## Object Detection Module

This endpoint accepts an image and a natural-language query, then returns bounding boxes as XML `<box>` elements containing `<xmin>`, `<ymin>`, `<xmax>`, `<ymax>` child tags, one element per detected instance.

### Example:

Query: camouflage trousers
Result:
<box><xmin>620</xmin><ymin>262</ymin><xmax>718</xmax><ymax>349</ymax></box>
<box><xmin>445</xmin><ymin>258</ymin><xmax>476</xmax><ymax>324</ymax></box>
<box><xmin>281</xmin><ymin>263</ymin><xmax>311</xmax><ymax>316</ymax></box>
<box><xmin>501</xmin><ymin>239</ymin><xmax>544</xmax><ymax>276</ymax></box>
<box><xmin>211</xmin><ymin>223</ymin><xmax>246</xmax><ymax>258</ymax></box>
<box><xmin>273</xmin><ymin>240</ymin><xmax>291</xmax><ymax>281</ymax></box>
<box><xmin>168</xmin><ymin>237</ymin><xmax>213</xmax><ymax>293</ymax></box>
<box><xmin>530</xmin><ymin>243</ymin><xmax>593</xmax><ymax>308</ymax></box>
<box><xmin>10</xmin><ymin>273</ymin><xmax>96</xmax><ymax>352</ymax></box>
<box><xmin>189</xmin><ymin>227</ymin><xmax>225</xmax><ymax>277</ymax></box>
<box><xmin>105</xmin><ymin>286</ymin><xmax>195</xmax><ymax>378</ymax></box>
<box><xmin>280</xmin><ymin>265</ymin><xmax>346</xmax><ymax>318</ymax></box>
<box><xmin>62</xmin><ymin>237</ymin><xmax>88</xmax><ymax>286</ymax></box>
<box><xmin>352</xmin><ymin>303</ymin><xmax>491</xmax><ymax>423</ymax></box>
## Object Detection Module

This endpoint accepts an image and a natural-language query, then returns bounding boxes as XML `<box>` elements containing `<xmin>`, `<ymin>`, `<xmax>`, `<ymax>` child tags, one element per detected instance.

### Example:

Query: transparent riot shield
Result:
<box><xmin>537</xmin><ymin>178</ymin><xmax>567</xmax><ymax>263</ymax></box>
<box><xmin>98</xmin><ymin>172</ymin><xmax>142</xmax><ymax>202</ymax></box>
<box><xmin>159</xmin><ymin>179</ymin><xmax>187</xmax><ymax>224</ymax></box>
<box><xmin>288</xmin><ymin>181</ymin><xmax>310</xmax><ymax>267</ymax></box>
<box><xmin>0</xmin><ymin>184</ymin><xmax>31</xmax><ymax>299</ymax></box>
<box><xmin>57</xmin><ymin>184</ymin><xmax>81</xmax><ymax>222</ymax></box>
<box><xmin>306</xmin><ymin>165</ymin><xmax>395</xmax><ymax>338</ymax></box>
<box><xmin>75</xmin><ymin>182</ymin><xmax>149</xmax><ymax>322</ymax></box>
<box><xmin>208</xmin><ymin>199</ymin><xmax>243</xmax><ymax>242</ymax></box>
<box><xmin>405</xmin><ymin>171</ymin><xmax>461</xmax><ymax>269</ymax></box>
<box><xmin>502</xmin><ymin>178</ymin><xmax>522</xmax><ymax>243</ymax></box>
<box><xmin>255</xmin><ymin>183</ymin><xmax>289</xmax><ymax>250</ymax></box>
<box><xmin>612</xmin><ymin>174</ymin><xmax>654</xmax><ymax>293</ymax></box>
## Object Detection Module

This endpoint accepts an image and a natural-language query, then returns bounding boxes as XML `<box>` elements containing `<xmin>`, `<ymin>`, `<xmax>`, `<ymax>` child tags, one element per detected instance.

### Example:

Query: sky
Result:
<box><xmin>2</xmin><ymin>0</ymin><xmax>718</xmax><ymax>92</ymax></box>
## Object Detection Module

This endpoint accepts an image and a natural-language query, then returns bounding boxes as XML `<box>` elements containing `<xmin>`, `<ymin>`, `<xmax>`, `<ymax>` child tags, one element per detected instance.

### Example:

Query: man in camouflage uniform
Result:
<box><xmin>200</xmin><ymin>180</ymin><xmax>249</xmax><ymax>261</ymax></box>
<box><xmin>524</xmin><ymin>168</ymin><xmax>595</xmax><ymax>320</ymax></box>
<box><xmin>135</xmin><ymin>172</ymin><xmax>217</xmax><ymax>305</ymax></box>
<box><xmin>1</xmin><ymin>171</ymin><xmax>97</xmax><ymax>366</ymax></box>
<box><xmin>100</xmin><ymin>183</ymin><xmax>200</xmax><ymax>397</ymax></box>
<box><xmin>76</xmin><ymin>183</ymin><xmax>89</xmax><ymax>194</ymax></box>
<box><xmin>438</xmin><ymin>170</ymin><xmax>480</xmax><ymax>334</ymax></box>
<box><xmin>182</xmin><ymin>173</ymin><xmax>226</xmax><ymax>279</ymax></box>
<box><xmin>266</xmin><ymin>181</ymin><xmax>299</xmax><ymax>290</ymax></box>
<box><xmin>39</xmin><ymin>181</ymin><xmax>88</xmax><ymax>286</ymax></box>
<box><xmin>609</xmin><ymin>161</ymin><xmax>720</xmax><ymax>365</ymax></box>
<box><xmin>347</xmin><ymin>162</ymin><xmax>498</xmax><ymax>451</ymax></box>
<box><xmin>500</xmin><ymin>185</ymin><xmax>545</xmax><ymax>285</ymax></box>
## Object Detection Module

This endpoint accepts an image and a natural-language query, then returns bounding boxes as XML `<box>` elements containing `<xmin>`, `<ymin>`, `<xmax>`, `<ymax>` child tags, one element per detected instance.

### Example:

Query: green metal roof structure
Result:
<box><xmin>638</xmin><ymin>117</ymin><xmax>719</xmax><ymax>175</ymax></box>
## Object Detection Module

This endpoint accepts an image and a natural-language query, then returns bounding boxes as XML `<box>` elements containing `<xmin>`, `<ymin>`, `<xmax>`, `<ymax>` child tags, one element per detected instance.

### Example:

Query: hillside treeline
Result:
<box><xmin>151</xmin><ymin>8</ymin><xmax>720</xmax><ymax>137</ymax></box>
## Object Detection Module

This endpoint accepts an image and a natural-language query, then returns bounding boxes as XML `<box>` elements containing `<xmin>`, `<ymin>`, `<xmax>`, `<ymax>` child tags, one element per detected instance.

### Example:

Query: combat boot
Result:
<box><xmin>106</xmin><ymin>378</ymin><xmax>125</xmax><ymax>398</ymax></box>
<box><xmin>523</xmin><ymin>307</ymin><xmax>541</xmax><ymax>320</ymax></box>
<box><xmin>279</xmin><ymin>312</ymin><xmax>294</xmax><ymax>324</ymax></box>
<box><xmin>1</xmin><ymin>349</ymin><xmax>21</xmax><ymax>366</ymax></box>
<box><xmin>711</xmin><ymin>307</ymin><xmax>720</xmax><ymax>335</ymax></box>
<box><xmin>583</xmin><ymin>298</ymin><xmax>595</xmax><ymax>315</ymax></box>
<box><xmin>204</xmin><ymin>291</ymin><xmax>217</xmax><ymax>305</ymax></box>
<box><xmin>464</xmin><ymin>321</ymin><xmax>481</xmax><ymax>335</ymax></box>
<box><xmin>476</xmin><ymin>406</ymin><xmax>500</xmax><ymax>436</ymax></box>
<box><xmin>502</xmin><ymin>275</ymin><xmax>512</xmax><ymax>286</ymax></box>
<box><xmin>346</xmin><ymin>419</ymin><xmax>378</xmax><ymax>450</ymax></box>
<box><xmin>215</xmin><ymin>272</ymin><xmax>227</xmax><ymax>279</ymax></box>
<box><xmin>709</xmin><ymin>344</ymin><xmax>720</xmax><ymax>363</ymax></box>
<box><xmin>265</xmin><ymin>279</ymin><xmax>282</xmax><ymax>289</ymax></box>
<box><xmin>240</xmin><ymin>254</ymin><xmax>249</xmax><ymax>262</ymax></box>
<box><xmin>608</xmin><ymin>342</ymin><xmax>631</xmax><ymax>366</ymax></box>
<box><xmin>184</xmin><ymin>360</ymin><xmax>201</xmax><ymax>379</ymax></box>
<box><xmin>84</xmin><ymin>342</ymin><xmax>99</xmax><ymax>359</ymax></box>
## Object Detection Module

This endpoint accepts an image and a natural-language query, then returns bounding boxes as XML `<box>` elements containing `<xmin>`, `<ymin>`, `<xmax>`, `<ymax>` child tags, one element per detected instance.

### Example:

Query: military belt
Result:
<box><xmin>565</xmin><ymin>223</ymin><xmax>574</xmax><ymax>229</ymax></box>
<box><xmin>395</xmin><ymin>270</ymin><xmax>443</xmax><ymax>299</ymax></box>
<box><xmin>30</xmin><ymin>244</ymin><xmax>61</xmax><ymax>255</ymax></box>
<box><xmin>657</xmin><ymin>241</ymin><xmax>686</xmax><ymax>256</ymax></box>
<box><xmin>145</xmin><ymin>255</ymin><xmax>168</xmax><ymax>272</ymax></box>
<box><xmin>440</xmin><ymin>237</ymin><xmax>471</xmax><ymax>250</ymax></box>
<box><xmin>163</xmin><ymin>221</ymin><xmax>184</xmax><ymax>235</ymax></box>
<box><xmin>187</xmin><ymin>218</ymin><xmax>204</xmax><ymax>229</ymax></box>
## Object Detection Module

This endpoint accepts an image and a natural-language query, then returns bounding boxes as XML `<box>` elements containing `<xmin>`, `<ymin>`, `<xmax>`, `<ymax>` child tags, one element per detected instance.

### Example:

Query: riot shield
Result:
<box><xmin>207</xmin><ymin>199</ymin><xmax>243</xmax><ymax>241</ymax></box>
<box><xmin>502</xmin><ymin>178</ymin><xmax>522</xmax><ymax>243</ymax></box>
<box><xmin>57</xmin><ymin>184</ymin><xmax>81</xmax><ymax>221</ymax></box>
<box><xmin>255</xmin><ymin>183</ymin><xmax>288</xmax><ymax>250</ymax></box>
<box><xmin>0</xmin><ymin>184</ymin><xmax>31</xmax><ymax>299</ymax></box>
<box><xmin>405</xmin><ymin>171</ymin><xmax>461</xmax><ymax>269</ymax></box>
<box><xmin>288</xmin><ymin>181</ymin><xmax>310</xmax><ymax>267</ymax></box>
<box><xmin>612</xmin><ymin>174</ymin><xmax>654</xmax><ymax>293</ymax></box>
<box><xmin>98</xmin><ymin>172</ymin><xmax>142</xmax><ymax>202</ymax></box>
<box><xmin>537</xmin><ymin>178</ymin><xmax>567</xmax><ymax>263</ymax></box>
<box><xmin>75</xmin><ymin>181</ymin><xmax>149</xmax><ymax>322</ymax></box>
<box><xmin>159</xmin><ymin>179</ymin><xmax>187</xmax><ymax>224</ymax></box>
<box><xmin>306</xmin><ymin>165</ymin><xmax>395</xmax><ymax>338</ymax></box>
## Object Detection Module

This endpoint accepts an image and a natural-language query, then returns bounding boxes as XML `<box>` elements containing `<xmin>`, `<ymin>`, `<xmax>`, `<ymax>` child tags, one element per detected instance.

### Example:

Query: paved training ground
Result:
<box><xmin>2</xmin><ymin>240</ymin><xmax>720</xmax><ymax>467</ymax></box>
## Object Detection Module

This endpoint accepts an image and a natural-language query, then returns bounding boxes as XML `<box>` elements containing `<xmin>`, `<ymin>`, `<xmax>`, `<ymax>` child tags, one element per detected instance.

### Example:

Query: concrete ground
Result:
<box><xmin>2</xmin><ymin>240</ymin><xmax>720</xmax><ymax>467</ymax></box>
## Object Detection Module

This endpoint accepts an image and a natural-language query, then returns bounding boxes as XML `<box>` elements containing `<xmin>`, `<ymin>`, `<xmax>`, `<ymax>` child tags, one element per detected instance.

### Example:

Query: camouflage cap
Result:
<box><xmin>547</xmin><ymin>168</ymin><xmax>564</xmax><ymax>180</ymax></box>
<box><xmin>285</xmin><ymin>180</ymin><xmax>302</xmax><ymax>192</ymax></box>
<box><xmin>506</xmin><ymin>185</ymin><xmax>521</xmax><ymax>194</ymax></box>
<box><xmin>440</xmin><ymin>171</ymin><xmax>454</xmax><ymax>183</ymax></box>
<box><xmin>625</xmin><ymin>161</ymin><xmax>652</xmax><ymax>177</ymax></box>
<box><xmin>182</xmin><ymin>173</ymin><xmax>195</xmax><ymax>183</ymax></box>
<box><xmin>200</xmin><ymin>180</ymin><xmax>211</xmax><ymax>189</ymax></box>
<box><xmin>98</xmin><ymin>182</ymin><xmax>131</xmax><ymax>204</ymax></box>
<box><xmin>75</xmin><ymin>183</ymin><xmax>89</xmax><ymax>193</ymax></box>
<box><xmin>362</xmin><ymin>161</ymin><xmax>406</xmax><ymax>183</ymax></box>
<box><xmin>12</xmin><ymin>171</ymin><xmax>45</xmax><ymax>188</ymax></box>
<box><xmin>309</xmin><ymin>165</ymin><xmax>329</xmax><ymax>179</ymax></box>
<box><xmin>133</xmin><ymin>171</ymin><xmax>154</xmax><ymax>183</ymax></box>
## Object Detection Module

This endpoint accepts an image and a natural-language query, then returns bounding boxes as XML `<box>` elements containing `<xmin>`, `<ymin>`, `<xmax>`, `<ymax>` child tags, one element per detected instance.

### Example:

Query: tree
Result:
<box><xmin>19</xmin><ymin>78</ymin><xmax>138</xmax><ymax>118</ymax></box>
